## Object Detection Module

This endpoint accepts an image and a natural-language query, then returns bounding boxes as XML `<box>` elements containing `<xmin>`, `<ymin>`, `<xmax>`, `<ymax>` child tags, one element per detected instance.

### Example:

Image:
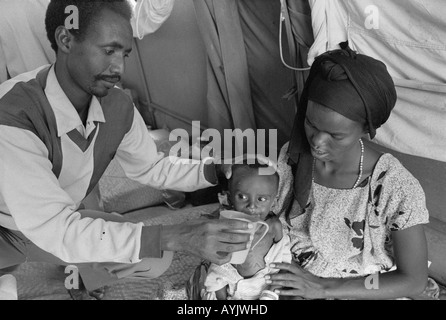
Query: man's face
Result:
<box><xmin>66</xmin><ymin>8</ymin><xmax>133</xmax><ymax>98</ymax></box>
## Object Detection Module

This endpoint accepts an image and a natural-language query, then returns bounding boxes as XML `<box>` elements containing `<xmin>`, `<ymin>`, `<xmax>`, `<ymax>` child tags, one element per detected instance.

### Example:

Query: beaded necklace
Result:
<box><xmin>312</xmin><ymin>139</ymin><xmax>364</xmax><ymax>189</ymax></box>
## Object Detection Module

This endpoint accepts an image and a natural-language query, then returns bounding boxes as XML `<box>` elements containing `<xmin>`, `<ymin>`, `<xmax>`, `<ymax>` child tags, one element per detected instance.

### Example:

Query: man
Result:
<box><xmin>0</xmin><ymin>0</ymin><xmax>251</xmax><ymax>299</ymax></box>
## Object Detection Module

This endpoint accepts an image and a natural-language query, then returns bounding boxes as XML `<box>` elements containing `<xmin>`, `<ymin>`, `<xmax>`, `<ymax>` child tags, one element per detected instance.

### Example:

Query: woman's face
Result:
<box><xmin>304</xmin><ymin>100</ymin><xmax>366</xmax><ymax>162</ymax></box>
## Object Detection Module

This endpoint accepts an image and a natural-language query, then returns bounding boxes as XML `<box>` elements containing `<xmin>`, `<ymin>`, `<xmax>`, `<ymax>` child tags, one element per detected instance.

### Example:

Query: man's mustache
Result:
<box><xmin>96</xmin><ymin>75</ymin><xmax>121</xmax><ymax>83</ymax></box>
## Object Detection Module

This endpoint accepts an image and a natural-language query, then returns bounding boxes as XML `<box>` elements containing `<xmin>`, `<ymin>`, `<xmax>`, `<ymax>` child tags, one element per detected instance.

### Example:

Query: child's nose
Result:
<box><xmin>247</xmin><ymin>201</ymin><xmax>256</xmax><ymax>209</ymax></box>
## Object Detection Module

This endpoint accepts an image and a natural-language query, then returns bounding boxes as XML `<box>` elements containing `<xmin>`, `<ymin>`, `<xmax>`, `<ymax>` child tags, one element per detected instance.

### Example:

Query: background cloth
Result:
<box><xmin>306</xmin><ymin>0</ymin><xmax>446</xmax><ymax>162</ymax></box>
<box><xmin>0</xmin><ymin>0</ymin><xmax>55</xmax><ymax>84</ymax></box>
<box><xmin>130</xmin><ymin>0</ymin><xmax>176</xmax><ymax>39</ymax></box>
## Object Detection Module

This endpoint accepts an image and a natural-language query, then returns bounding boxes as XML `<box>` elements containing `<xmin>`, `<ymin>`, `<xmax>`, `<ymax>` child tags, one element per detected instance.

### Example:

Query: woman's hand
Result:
<box><xmin>265</xmin><ymin>261</ymin><xmax>329</xmax><ymax>300</ymax></box>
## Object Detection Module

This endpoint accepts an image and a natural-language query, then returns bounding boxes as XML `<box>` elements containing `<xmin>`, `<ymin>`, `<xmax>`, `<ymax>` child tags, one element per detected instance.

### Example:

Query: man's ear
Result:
<box><xmin>55</xmin><ymin>26</ymin><xmax>74</xmax><ymax>53</ymax></box>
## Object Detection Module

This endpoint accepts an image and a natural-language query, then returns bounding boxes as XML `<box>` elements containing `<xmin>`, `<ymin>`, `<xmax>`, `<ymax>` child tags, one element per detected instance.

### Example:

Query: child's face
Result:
<box><xmin>229</xmin><ymin>173</ymin><xmax>278</xmax><ymax>220</ymax></box>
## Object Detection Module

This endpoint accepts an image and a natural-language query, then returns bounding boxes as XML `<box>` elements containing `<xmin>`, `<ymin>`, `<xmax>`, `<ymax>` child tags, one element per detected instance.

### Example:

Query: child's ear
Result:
<box><xmin>226</xmin><ymin>191</ymin><xmax>233</xmax><ymax>207</ymax></box>
<box><xmin>218</xmin><ymin>191</ymin><xmax>231</xmax><ymax>207</ymax></box>
<box><xmin>270</xmin><ymin>197</ymin><xmax>279</xmax><ymax>214</ymax></box>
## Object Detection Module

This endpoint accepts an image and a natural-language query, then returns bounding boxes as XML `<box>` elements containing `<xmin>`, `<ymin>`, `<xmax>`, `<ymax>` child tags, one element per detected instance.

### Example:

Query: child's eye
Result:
<box><xmin>258</xmin><ymin>197</ymin><xmax>267</xmax><ymax>202</ymax></box>
<box><xmin>237</xmin><ymin>194</ymin><xmax>247</xmax><ymax>200</ymax></box>
<box><xmin>105</xmin><ymin>49</ymin><xmax>115</xmax><ymax>55</ymax></box>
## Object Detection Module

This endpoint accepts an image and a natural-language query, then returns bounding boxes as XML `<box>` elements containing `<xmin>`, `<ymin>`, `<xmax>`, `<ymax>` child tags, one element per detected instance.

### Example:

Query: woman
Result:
<box><xmin>266</xmin><ymin>43</ymin><xmax>438</xmax><ymax>299</ymax></box>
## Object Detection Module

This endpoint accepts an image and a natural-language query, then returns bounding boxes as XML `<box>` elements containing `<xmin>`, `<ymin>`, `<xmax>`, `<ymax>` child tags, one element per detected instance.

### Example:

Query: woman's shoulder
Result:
<box><xmin>372</xmin><ymin>153</ymin><xmax>420</xmax><ymax>186</ymax></box>
<box><xmin>371</xmin><ymin>153</ymin><xmax>427</xmax><ymax>206</ymax></box>
<box><xmin>370</xmin><ymin>154</ymin><xmax>429</xmax><ymax>229</ymax></box>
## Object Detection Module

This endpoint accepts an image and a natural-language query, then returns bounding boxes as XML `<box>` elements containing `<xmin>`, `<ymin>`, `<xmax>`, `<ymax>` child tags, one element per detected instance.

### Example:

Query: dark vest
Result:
<box><xmin>0</xmin><ymin>66</ymin><xmax>134</xmax><ymax>197</ymax></box>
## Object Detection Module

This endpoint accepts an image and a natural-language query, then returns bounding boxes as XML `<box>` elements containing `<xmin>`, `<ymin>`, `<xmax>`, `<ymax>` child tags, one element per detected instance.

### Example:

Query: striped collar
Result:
<box><xmin>44</xmin><ymin>65</ymin><xmax>106</xmax><ymax>138</ymax></box>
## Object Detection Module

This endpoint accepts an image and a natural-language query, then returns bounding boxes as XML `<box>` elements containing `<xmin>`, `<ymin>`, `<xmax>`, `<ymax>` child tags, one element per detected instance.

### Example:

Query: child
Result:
<box><xmin>195</xmin><ymin>162</ymin><xmax>291</xmax><ymax>300</ymax></box>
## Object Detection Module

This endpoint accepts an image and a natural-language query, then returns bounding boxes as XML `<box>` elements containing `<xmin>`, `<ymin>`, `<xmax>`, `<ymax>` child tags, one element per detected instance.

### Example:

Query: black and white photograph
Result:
<box><xmin>0</xmin><ymin>0</ymin><xmax>445</xmax><ymax>305</ymax></box>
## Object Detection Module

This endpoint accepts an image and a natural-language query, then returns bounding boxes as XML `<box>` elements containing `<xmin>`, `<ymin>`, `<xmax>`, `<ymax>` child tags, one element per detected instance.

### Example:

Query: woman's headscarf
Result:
<box><xmin>287</xmin><ymin>42</ymin><xmax>397</xmax><ymax>210</ymax></box>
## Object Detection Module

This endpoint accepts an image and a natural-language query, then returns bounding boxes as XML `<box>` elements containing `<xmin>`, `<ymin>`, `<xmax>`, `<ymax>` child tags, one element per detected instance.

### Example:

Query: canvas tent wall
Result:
<box><xmin>124</xmin><ymin>0</ymin><xmax>445</xmax><ymax>285</ymax></box>
<box><xmin>125</xmin><ymin>0</ymin><xmax>303</xmax><ymax>148</ymax></box>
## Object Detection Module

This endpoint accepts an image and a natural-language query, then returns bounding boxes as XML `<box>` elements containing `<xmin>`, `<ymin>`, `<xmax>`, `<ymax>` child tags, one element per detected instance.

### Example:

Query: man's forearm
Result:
<box><xmin>139</xmin><ymin>225</ymin><xmax>163</xmax><ymax>259</ymax></box>
<box><xmin>139</xmin><ymin>223</ymin><xmax>189</xmax><ymax>259</ymax></box>
<box><xmin>138</xmin><ymin>163</ymin><xmax>218</xmax><ymax>260</ymax></box>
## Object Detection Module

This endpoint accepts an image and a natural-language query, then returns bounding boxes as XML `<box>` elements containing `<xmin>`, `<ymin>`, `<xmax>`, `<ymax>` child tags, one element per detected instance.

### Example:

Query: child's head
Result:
<box><xmin>227</xmin><ymin>162</ymin><xmax>279</xmax><ymax>220</ymax></box>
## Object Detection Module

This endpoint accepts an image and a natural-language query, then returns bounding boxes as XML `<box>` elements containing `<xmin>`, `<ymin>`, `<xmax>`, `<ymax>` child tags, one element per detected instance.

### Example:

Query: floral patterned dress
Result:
<box><xmin>276</xmin><ymin>143</ymin><xmax>430</xmax><ymax>278</ymax></box>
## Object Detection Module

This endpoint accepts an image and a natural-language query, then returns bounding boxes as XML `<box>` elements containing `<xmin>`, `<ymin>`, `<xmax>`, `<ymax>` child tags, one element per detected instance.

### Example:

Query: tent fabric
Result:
<box><xmin>237</xmin><ymin>0</ymin><xmax>304</xmax><ymax>147</ymax></box>
<box><xmin>130</xmin><ymin>0</ymin><xmax>176</xmax><ymax>39</ymax></box>
<box><xmin>306</xmin><ymin>0</ymin><xmax>446</xmax><ymax>163</ymax></box>
<box><xmin>0</xmin><ymin>0</ymin><xmax>55</xmax><ymax>84</ymax></box>
<box><xmin>278</xmin><ymin>0</ymin><xmax>313</xmax><ymax>137</ymax></box>
<box><xmin>192</xmin><ymin>0</ymin><xmax>313</xmax><ymax>149</ymax></box>
<box><xmin>307</xmin><ymin>0</ymin><xmax>347</xmax><ymax>65</ymax></box>
<box><xmin>345</xmin><ymin>0</ymin><xmax>446</xmax><ymax>83</ymax></box>
<box><xmin>192</xmin><ymin>0</ymin><xmax>256</xmax><ymax>135</ymax></box>
<box><xmin>377</xmin><ymin>79</ymin><xmax>446</xmax><ymax>162</ymax></box>
<box><xmin>130</xmin><ymin>0</ymin><xmax>313</xmax><ymax>149</ymax></box>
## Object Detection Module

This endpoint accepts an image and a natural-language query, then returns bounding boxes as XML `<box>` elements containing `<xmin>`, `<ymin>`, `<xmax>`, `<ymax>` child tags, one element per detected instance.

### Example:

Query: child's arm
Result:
<box><xmin>215</xmin><ymin>286</ymin><xmax>228</xmax><ymax>300</ymax></box>
<box><xmin>260</xmin><ymin>220</ymin><xmax>287</xmax><ymax>300</ymax></box>
<box><xmin>272</xmin><ymin>219</ymin><xmax>283</xmax><ymax>243</ymax></box>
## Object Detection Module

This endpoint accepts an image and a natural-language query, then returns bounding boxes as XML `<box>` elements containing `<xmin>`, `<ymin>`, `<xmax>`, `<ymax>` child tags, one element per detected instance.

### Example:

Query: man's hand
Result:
<box><xmin>161</xmin><ymin>218</ymin><xmax>254</xmax><ymax>265</ymax></box>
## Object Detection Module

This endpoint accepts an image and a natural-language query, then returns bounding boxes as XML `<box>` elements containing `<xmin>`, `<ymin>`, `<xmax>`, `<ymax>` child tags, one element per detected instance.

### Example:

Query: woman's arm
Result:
<box><xmin>215</xmin><ymin>286</ymin><xmax>228</xmax><ymax>300</ymax></box>
<box><xmin>266</xmin><ymin>224</ymin><xmax>428</xmax><ymax>300</ymax></box>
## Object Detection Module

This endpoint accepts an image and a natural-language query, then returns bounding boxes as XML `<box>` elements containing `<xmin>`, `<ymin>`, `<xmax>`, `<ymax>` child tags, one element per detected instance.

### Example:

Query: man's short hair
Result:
<box><xmin>45</xmin><ymin>0</ymin><xmax>133</xmax><ymax>52</ymax></box>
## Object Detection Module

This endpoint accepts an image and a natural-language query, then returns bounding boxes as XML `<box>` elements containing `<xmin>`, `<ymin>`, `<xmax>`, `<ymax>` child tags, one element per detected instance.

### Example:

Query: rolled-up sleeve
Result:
<box><xmin>115</xmin><ymin>108</ymin><xmax>217</xmax><ymax>191</ymax></box>
<box><xmin>0</xmin><ymin>126</ymin><xmax>144</xmax><ymax>264</ymax></box>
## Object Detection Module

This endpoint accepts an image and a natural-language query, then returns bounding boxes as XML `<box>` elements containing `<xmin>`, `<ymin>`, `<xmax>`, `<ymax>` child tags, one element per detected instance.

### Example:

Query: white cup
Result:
<box><xmin>0</xmin><ymin>274</ymin><xmax>18</xmax><ymax>300</ymax></box>
<box><xmin>220</xmin><ymin>210</ymin><xmax>269</xmax><ymax>264</ymax></box>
